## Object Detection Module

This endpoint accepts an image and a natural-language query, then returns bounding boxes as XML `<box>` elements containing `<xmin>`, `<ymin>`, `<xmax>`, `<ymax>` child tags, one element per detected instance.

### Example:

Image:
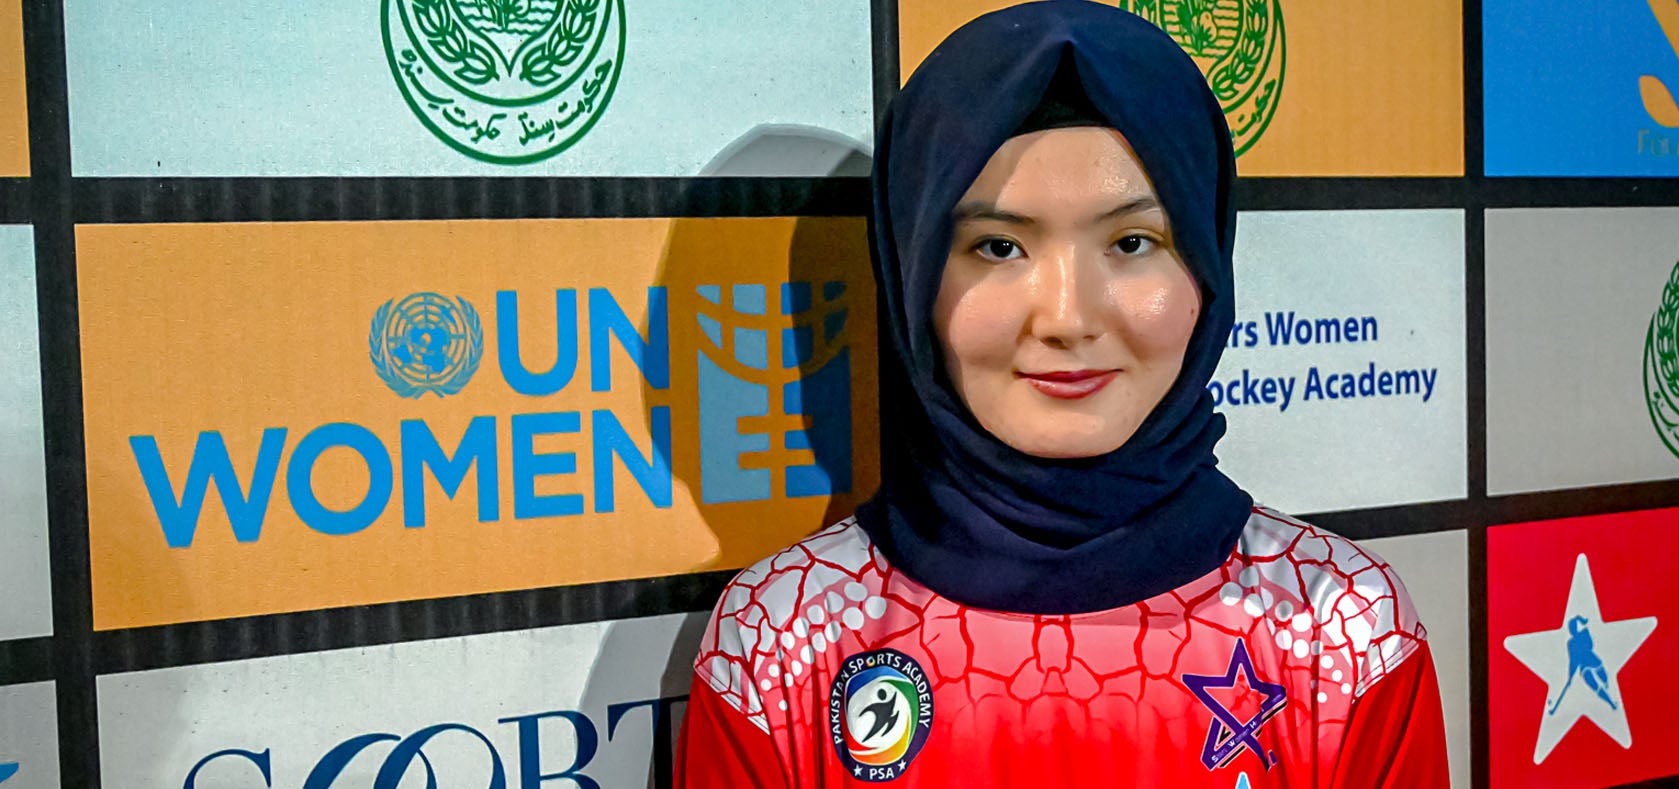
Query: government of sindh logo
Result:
<box><xmin>383</xmin><ymin>0</ymin><xmax>626</xmax><ymax>163</ymax></box>
<box><xmin>1642</xmin><ymin>259</ymin><xmax>1679</xmax><ymax>457</ymax></box>
<box><xmin>830</xmin><ymin>649</ymin><xmax>934</xmax><ymax>782</ymax></box>
<box><xmin>1117</xmin><ymin>0</ymin><xmax>1285</xmax><ymax>156</ymax></box>
<box><xmin>370</xmin><ymin>292</ymin><xmax>484</xmax><ymax>398</ymax></box>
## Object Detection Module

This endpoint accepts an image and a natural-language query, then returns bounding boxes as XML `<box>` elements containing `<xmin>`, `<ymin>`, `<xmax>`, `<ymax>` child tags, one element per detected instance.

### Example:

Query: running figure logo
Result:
<box><xmin>857</xmin><ymin>687</ymin><xmax>902</xmax><ymax>742</ymax></box>
<box><xmin>1548</xmin><ymin>616</ymin><xmax>1618</xmax><ymax>715</ymax></box>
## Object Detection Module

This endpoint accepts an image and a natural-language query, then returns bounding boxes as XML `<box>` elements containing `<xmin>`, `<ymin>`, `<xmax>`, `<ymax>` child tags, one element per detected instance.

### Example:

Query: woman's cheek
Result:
<box><xmin>946</xmin><ymin>287</ymin><xmax>1024</xmax><ymax>368</ymax></box>
<box><xmin>1115</xmin><ymin>276</ymin><xmax>1200</xmax><ymax>357</ymax></box>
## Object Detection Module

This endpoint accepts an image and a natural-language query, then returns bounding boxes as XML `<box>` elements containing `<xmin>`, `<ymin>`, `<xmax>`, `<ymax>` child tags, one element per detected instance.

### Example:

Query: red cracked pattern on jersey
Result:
<box><xmin>692</xmin><ymin>506</ymin><xmax>1426</xmax><ymax>777</ymax></box>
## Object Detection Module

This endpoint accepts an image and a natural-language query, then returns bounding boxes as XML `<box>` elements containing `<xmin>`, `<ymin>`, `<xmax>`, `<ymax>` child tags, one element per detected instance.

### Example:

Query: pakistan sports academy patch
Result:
<box><xmin>831</xmin><ymin>649</ymin><xmax>935</xmax><ymax>782</ymax></box>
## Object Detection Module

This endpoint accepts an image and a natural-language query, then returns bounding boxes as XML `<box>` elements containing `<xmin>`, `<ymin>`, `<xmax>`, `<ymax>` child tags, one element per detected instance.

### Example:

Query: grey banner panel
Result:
<box><xmin>1487</xmin><ymin>208</ymin><xmax>1679</xmax><ymax>495</ymax></box>
<box><xmin>1218</xmin><ymin>210</ymin><xmax>1468</xmax><ymax>514</ymax></box>
<box><xmin>1365</xmin><ymin>530</ymin><xmax>1470</xmax><ymax>788</ymax></box>
<box><xmin>0</xmin><ymin>681</ymin><xmax>61</xmax><ymax>789</ymax></box>
<box><xmin>63</xmin><ymin>0</ymin><xmax>872</xmax><ymax>177</ymax></box>
<box><xmin>0</xmin><ymin>225</ymin><xmax>50</xmax><ymax>641</ymax></box>
<box><xmin>99</xmin><ymin>613</ymin><xmax>705</xmax><ymax>786</ymax></box>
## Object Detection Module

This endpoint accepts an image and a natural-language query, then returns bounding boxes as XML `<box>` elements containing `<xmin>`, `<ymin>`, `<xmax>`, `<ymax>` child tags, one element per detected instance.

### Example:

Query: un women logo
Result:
<box><xmin>370</xmin><ymin>293</ymin><xmax>485</xmax><ymax>398</ymax></box>
<box><xmin>383</xmin><ymin>0</ymin><xmax>626</xmax><ymax>163</ymax></box>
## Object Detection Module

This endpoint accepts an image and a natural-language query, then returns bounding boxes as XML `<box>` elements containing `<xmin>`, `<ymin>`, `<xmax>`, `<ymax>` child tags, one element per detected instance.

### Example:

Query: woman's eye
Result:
<box><xmin>974</xmin><ymin>238</ymin><xmax>1023</xmax><ymax>261</ymax></box>
<box><xmin>1114</xmin><ymin>235</ymin><xmax>1157</xmax><ymax>255</ymax></box>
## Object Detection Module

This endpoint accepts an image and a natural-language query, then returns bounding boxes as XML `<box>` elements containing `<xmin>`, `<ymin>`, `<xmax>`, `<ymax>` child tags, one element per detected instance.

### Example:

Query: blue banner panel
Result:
<box><xmin>1485</xmin><ymin>0</ymin><xmax>1679</xmax><ymax>176</ymax></box>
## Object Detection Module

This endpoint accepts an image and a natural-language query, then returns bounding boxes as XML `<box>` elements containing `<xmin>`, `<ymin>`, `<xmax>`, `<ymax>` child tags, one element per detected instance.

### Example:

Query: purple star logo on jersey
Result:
<box><xmin>1183</xmin><ymin>638</ymin><xmax>1288</xmax><ymax>771</ymax></box>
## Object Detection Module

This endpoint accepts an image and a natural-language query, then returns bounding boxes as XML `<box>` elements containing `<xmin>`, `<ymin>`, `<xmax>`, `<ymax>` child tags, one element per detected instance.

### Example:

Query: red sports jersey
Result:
<box><xmin>675</xmin><ymin>507</ymin><xmax>1449</xmax><ymax>787</ymax></box>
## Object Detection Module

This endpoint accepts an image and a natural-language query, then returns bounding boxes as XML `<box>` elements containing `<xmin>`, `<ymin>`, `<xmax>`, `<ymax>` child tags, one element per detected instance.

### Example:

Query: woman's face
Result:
<box><xmin>933</xmin><ymin>127</ymin><xmax>1202</xmax><ymax>459</ymax></box>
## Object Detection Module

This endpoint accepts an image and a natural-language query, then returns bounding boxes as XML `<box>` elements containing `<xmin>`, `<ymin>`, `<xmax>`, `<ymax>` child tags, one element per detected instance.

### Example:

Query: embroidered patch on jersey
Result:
<box><xmin>830</xmin><ymin>648</ymin><xmax>934</xmax><ymax>782</ymax></box>
<box><xmin>1183</xmin><ymin>638</ymin><xmax>1288</xmax><ymax>771</ymax></box>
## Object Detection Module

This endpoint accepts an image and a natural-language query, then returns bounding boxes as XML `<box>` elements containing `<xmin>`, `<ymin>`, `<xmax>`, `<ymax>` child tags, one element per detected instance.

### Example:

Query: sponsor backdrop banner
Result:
<box><xmin>0</xmin><ymin>681</ymin><xmax>60</xmax><ymax>789</ymax></box>
<box><xmin>1486</xmin><ymin>208</ymin><xmax>1679</xmax><ymax>496</ymax></box>
<box><xmin>1488</xmin><ymin>509</ymin><xmax>1679</xmax><ymax>788</ymax></box>
<box><xmin>78</xmin><ymin>218</ymin><xmax>878</xmax><ymax>630</ymax></box>
<box><xmin>1216</xmin><ymin>210</ymin><xmax>1467</xmax><ymax>514</ymax></box>
<box><xmin>899</xmin><ymin>0</ymin><xmax>1465</xmax><ymax>176</ymax></box>
<box><xmin>1367</xmin><ymin>530</ymin><xmax>1471</xmax><ymax>789</ymax></box>
<box><xmin>1484</xmin><ymin>0</ymin><xmax>1679</xmax><ymax>176</ymax></box>
<box><xmin>98</xmin><ymin>613</ymin><xmax>705</xmax><ymax>788</ymax></box>
<box><xmin>0</xmin><ymin>226</ymin><xmax>51</xmax><ymax>641</ymax></box>
<box><xmin>0</xmin><ymin>0</ymin><xmax>24</xmax><ymax>176</ymax></box>
<box><xmin>61</xmin><ymin>0</ymin><xmax>873</xmax><ymax>176</ymax></box>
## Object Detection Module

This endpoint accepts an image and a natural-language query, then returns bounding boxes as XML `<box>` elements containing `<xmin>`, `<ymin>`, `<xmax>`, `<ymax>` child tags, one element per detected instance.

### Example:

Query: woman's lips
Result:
<box><xmin>1018</xmin><ymin>369</ymin><xmax>1120</xmax><ymax>400</ymax></box>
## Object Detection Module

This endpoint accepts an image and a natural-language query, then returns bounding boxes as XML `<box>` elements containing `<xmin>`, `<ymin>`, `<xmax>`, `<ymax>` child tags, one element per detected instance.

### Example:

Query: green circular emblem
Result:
<box><xmin>1644</xmin><ymin>260</ymin><xmax>1679</xmax><ymax>458</ymax></box>
<box><xmin>383</xmin><ymin>0</ymin><xmax>625</xmax><ymax>164</ymax></box>
<box><xmin>1116</xmin><ymin>0</ymin><xmax>1286</xmax><ymax>156</ymax></box>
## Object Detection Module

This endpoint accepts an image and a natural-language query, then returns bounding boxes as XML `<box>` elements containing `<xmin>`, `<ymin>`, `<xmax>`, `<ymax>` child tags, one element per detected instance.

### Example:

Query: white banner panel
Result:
<box><xmin>99</xmin><ymin>613</ymin><xmax>706</xmax><ymax>787</ymax></box>
<box><xmin>1216</xmin><ymin>210</ymin><xmax>1468</xmax><ymax>514</ymax></box>
<box><xmin>1365</xmin><ymin>530</ymin><xmax>1470</xmax><ymax>788</ymax></box>
<box><xmin>0</xmin><ymin>225</ymin><xmax>49</xmax><ymax>641</ymax></box>
<box><xmin>1486</xmin><ymin>208</ymin><xmax>1679</xmax><ymax>495</ymax></box>
<box><xmin>0</xmin><ymin>681</ymin><xmax>60</xmax><ymax>789</ymax></box>
<box><xmin>63</xmin><ymin>0</ymin><xmax>872</xmax><ymax>176</ymax></box>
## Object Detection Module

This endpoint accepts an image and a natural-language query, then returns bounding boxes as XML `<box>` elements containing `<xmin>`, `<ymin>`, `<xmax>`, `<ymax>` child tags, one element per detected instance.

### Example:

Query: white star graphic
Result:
<box><xmin>1503</xmin><ymin>553</ymin><xmax>1657</xmax><ymax>764</ymax></box>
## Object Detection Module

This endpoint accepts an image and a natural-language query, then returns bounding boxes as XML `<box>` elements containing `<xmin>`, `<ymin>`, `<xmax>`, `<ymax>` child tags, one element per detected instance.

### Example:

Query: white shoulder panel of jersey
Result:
<box><xmin>693</xmin><ymin>517</ymin><xmax>888</xmax><ymax>731</ymax></box>
<box><xmin>1237</xmin><ymin>506</ymin><xmax>1428</xmax><ymax>696</ymax></box>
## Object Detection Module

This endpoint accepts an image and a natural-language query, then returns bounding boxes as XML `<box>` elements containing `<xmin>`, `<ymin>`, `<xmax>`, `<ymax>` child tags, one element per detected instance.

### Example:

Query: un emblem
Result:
<box><xmin>1118</xmin><ymin>0</ymin><xmax>1286</xmax><ymax>156</ymax></box>
<box><xmin>383</xmin><ymin>0</ymin><xmax>626</xmax><ymax>164</ymax></box>
<box><xmin>369</xmin><ymin>293</ymin><xmax>484</xmax><ymax>398</ymax></box>
<box><xmin>1645</xmin><ymin>260</ymin><xmax>1679</xmax><ymax>458</ymax></box>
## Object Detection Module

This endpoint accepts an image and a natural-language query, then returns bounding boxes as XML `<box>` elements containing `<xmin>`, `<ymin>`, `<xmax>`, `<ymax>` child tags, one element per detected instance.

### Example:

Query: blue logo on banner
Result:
<box><xmin>0</xmin><ymin>762</ymin><xmax>18</xmax><ymax>784</ymax></box>
<box><xmin>182</xmin><ymin>696</ymin><xmax>686</xmax><ymax>789</ymax></box>
<box><xmin>1550</xmin><ymin>616</ymin><xmax>1622</xmax><ymax>714</ymax></box>
<box><xmin>1485</xmin><ymin>0</ymin><xmax>1679</xmax><ymax>175</ymax></box>
<box><xmin>369</xmin><ymin>292</ymin><xmax>484</xmax><ymax>398</ymax></box>
<box><xmin>128</xmin><ymin>281</ymin><xmax>853</xmax><ymax>547</ymax></box>
<box><xmin>693</xmin><ymin>281</ymin><xmax>852</xmax><ymax>503</ymax></box>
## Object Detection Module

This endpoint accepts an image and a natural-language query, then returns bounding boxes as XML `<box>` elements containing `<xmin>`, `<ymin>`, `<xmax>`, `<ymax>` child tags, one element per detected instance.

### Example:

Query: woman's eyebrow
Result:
<box><xmin>951</xmin><ymin>201</ymin><xmax>1033</xmax><ymax>226</ymax></box>
<box><xmin>1086</xmin><ymin>196</ymin><xmax>1163</xmax><ymax>225</ymax></box>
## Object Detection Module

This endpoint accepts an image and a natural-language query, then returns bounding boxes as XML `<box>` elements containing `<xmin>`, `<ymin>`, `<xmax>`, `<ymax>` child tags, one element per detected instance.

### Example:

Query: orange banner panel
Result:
<box><xmin>80</xmin><ymin>219</ymin><xmax>878</xmax><ymax>629</ymax></box>
<box><xmin>899</xmin><ymin>0</ymin><xmax>1464</xmax><ymax>176</ymax></box>
<box><xmin>0</xmin><ymin>0</ymin><xmax>25</xmax><ymax>175</ymax></box>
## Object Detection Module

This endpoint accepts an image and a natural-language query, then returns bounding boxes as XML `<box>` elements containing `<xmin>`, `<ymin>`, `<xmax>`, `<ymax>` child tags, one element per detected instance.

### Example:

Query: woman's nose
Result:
<box><xmin>1025</xmin><ymin>245</ymin><xmax>1103</xmax><ymax>348</ymax></box>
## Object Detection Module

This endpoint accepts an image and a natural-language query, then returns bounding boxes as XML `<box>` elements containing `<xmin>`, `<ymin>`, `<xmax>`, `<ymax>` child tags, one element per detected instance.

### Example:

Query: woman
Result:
<box><xmin>676</xmin><ymin>2</ymin><xmax>1449</xmax><ymax>785</ymax></box>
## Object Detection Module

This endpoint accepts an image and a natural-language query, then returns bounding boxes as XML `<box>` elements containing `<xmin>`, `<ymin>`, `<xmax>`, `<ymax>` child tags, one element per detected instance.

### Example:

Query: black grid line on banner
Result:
<box><xmin>70</xmin><ymin>176</ymin><xmax>873</xmax><ymax>223</ymax></box>
<box><xmin>1461</xmin><ymin>0</ymin><xmax>1490</xmax><ymax>782</ymax></box>
<box><xmin>23</xmin><ymin>0</ymin><xmax>100</xmax><ymax>786</ymax></box>
<box><xmin>0</xmin><ymin>178</ymin><xmax>27</xmax><ymax>223</ymax></box>
<box><xmin>3</xmin><ymin>0</ymin><xmax>1679</xmax><ymax>787</ymax></box>
<box><xmin>0</xmin><ymin>636</ymin><xmax>53</xmax><ymax>686</ymax></box>
<box><xmin>93</xmin><ymin>571</ymin><xmax>737</xmax><ymax>676</ymax></box>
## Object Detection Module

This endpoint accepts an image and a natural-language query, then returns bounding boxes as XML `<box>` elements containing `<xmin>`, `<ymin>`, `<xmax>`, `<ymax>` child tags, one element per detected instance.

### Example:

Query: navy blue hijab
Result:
<box><xmin>855</xmin><ymin>0</ymin><xmax>1253</xmax><ymax>615</ymax></box>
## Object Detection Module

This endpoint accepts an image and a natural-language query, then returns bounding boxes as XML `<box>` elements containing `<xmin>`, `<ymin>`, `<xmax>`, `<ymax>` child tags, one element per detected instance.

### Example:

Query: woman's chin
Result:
<box><xmin>998</xmin><ymin>424</ymin><xmax>1139</xmax><ymax>459</ymax></box>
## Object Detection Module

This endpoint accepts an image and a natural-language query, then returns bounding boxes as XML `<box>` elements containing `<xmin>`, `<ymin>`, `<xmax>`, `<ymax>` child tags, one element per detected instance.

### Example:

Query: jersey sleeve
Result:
<box><xmin>675</xmin><ymin>679</ymin><xmax>793</xmax><ymax>789</ymax></box>
<box><xmin>1327</xmin><ymin>642</ymin><xmax>1451</xmax><ymax>788</ymax></box>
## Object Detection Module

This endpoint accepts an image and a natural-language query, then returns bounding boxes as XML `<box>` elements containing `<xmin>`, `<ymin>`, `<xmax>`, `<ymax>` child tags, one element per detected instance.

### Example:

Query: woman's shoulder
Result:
<box><xmin>1233</xmin><ymin>505</ymin><xmax>1429</xmax><ymax>688</ymax></box>
<box><xmin>714</xmin><ymin>517</ymin><xmax>884</xmax><ymax>624</ymax></box>
<box><xmin>692</xmin><ymin>517</ymin><xmax>892</xmax><ymax>723</ymax></box>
